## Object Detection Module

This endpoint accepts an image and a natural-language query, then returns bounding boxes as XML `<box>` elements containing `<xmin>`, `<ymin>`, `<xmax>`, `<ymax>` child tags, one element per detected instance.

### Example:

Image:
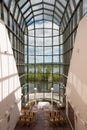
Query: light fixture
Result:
<box><xmin>34</xmin><ymin>88</ymin><xmax>37</xmax><ymax>91</ymax></box>
<box><xmin>51</xmin><ymin>87</ymin><xmax>54</xmax><ymax>91</ymax></box>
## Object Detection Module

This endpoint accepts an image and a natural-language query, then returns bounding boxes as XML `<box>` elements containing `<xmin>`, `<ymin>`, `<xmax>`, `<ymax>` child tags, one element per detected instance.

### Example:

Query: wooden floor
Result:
<box><xmin>14</xmin><ymin>102</ymin><xmax>72</xmax><ymax>130</ymax></box>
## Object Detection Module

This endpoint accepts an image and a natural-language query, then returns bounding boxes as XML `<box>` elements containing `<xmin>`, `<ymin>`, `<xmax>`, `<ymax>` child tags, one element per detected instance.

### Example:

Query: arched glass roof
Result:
<box><xmin>4</xmin><ymin>0</ymin><xmax>85</xmax><ymax>30</ymax></box>
<box><xmin>17</xmin><ymin>0</ymin><xmax>67</xmax><ymax>26</ymax></box>
<box><xmin>4</xmin><ymin>0</ymin><xmax>68</xmax><ymax>27</ymax></box>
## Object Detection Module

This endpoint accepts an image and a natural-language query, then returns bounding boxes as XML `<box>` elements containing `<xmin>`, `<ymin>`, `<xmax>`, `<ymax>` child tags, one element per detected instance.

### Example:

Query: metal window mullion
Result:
<box><xmin>59</xmin><ymin>29</ymin><xmax>61</xmax><ymax>102</ymax></box>
<box><xmin>43</xmin><ymin>0</ymin><xmax>45</xmax><ymax>97</ymax></box>
<box><xmin>27</xmin><ymin>28</ymin><xmax>29</xmax><ymax>102</ymax></box>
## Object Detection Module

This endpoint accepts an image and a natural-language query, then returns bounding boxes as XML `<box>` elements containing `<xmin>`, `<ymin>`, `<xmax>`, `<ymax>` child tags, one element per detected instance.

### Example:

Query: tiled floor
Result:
<box><xmin>14</xmin><ymin>103</ymin><xmax>72</xmax><ymax>130</ymax></box>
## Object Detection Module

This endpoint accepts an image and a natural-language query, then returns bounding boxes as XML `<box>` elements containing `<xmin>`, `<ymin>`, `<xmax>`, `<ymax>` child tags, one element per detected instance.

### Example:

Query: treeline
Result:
<box><xmin>25</xmin><ymin>65</ymin><xmax>63</xmax><ymax>82</ymax></box>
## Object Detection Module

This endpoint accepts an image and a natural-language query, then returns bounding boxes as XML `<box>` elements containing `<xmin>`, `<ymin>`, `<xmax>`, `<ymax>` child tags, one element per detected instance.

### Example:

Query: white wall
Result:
<box><xmin>0</xmin><ymin>20</ymin><xmax>21</xmax><ymax>130</ymax></box>
<box><xmin>66</xmin><ymin>14</ymin><xmax>87</xmax><ymax>130</ymax></box>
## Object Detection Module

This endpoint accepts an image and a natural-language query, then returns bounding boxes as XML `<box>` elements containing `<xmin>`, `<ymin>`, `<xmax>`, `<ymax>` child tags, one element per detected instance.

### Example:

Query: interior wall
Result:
<box><xmin>0</xmin><ymin>20</ymin><xmax>21</xmax><ymax>130</ymax></box>
<box><xmin>66</xmin><ymin>14</ymin><xmax>87</xmax><ymax>130</ymax></box>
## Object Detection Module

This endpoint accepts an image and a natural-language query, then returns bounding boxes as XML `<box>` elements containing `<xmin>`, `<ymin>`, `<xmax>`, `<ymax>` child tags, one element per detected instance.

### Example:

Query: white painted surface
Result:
<box><xmin>0</xmin><ymin>20</ymin><xmax>21</xmax><ymax>130</ymax></box>
<box><xmin>66</xmin><ymin>14</ymin><xmax>87</xmax><ymax>130</ymax></box>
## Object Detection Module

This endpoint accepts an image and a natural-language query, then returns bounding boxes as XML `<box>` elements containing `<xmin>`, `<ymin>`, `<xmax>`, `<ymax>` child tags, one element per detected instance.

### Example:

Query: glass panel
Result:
<box><xmin>44</xmin><ymin>21</ymin><xmax>52</xmax><ymax>28</ymax></box>
<box><xmin>55</xmin><ymin>8</ymin><xmax>62</xmax><ymax>17</ymax></box>
<box><xmin>28</xmin><ymin>23</ymin><xmax>34</xmax><ymax>30</ymax></box>
<box><xmin>10</xmin><ymin>0</ymin><xmax>15</xmax><ymax>14</ymax></box>
<box><xmin>44</xmin><ymin>47</ymin><xmax>52</xmax><ymax>55</ymax></box>
<box><xmin>4</xmin><ymin>7</ymin><xmax>8</xmax><ymax>25</ymax></box>
<box><xmin>44</xmin><ymin>29</ymin><xmax>52</xmax><ymax>37</ymax></box>
<box><xmin>24</xmin><ymin>35</ymin><xmax>27</xmax><ymax>45</ymax></box>
<box><xmin>70</xmin><ymin>0</ymin><xmax>74</xmax><ymax>12</ymax></box>
<box><xmin>58</xmin><ymin>0</ymin><xmax>67</xmax><ymax>6</ymax></box>
<box><xmin>75</xmin><ymin>0</ymin><xmax>80</xmax><ymax>5</ymax></box>
<box><xmin>45</xmin><ymin>38</ymin><xmax>52</xmax><ymax>46</ymax></box>
<box><xmin>67</xmin><ymin>6</ymin><xmax>71</xmax><ymax>18</ymax></box>
<box><xmin>77</xmin><ymin>7</ymin><xmax>80</xmax><ymax>24</ymax></box>
<box><xmin>31</xmin><ymin>0</ymin><xmax>42</xmax><ymax>5</ymax></box>
<box><xmin>27</xmin><ymin>18</ymin><xmax>34</xmax><ymax>25</ymax></box>
<box><xmin>35</xmin><ymin>15</ymin><xmax>43</xmax><ymax>21</ymax></box>
<box><xmin>21</xmin><ymin>2</ymin><xmax>30</xmax><ymax>13</ymax></box>
<box><xmin>44</xmin><ymin>14</ymin><xmax>52</xmax><ymax>21</ymax></box>
<box><xmin>18</xmin><ymin>13</ymin><xmax>21</xmax><ymax>23</ymax></box>
<box><xmin>44</xmin><ymin>9</ymin><xmax>53</xmax><ymax>16</ymax></box>
<box><xmin>54</xmin><ymin>18</ymin><xmax>60</xmax><ymax>25</ymax></box>
<box><xmin>56</xmin><ymin>2</ymin><xmax>64</xmax><ymax>12</ymax></box>
<box><xmin>53</xmin><ymin>65</ymin><xmax>59</xmax><ymax>73</ymax></box>
<box><xmin>44</xmin><ymin>0</ymin><xmax>55</xmax><ymax>5</ymax></box>
<box><xmin>53</xmin><ymin>46</ymin><xmax>59</xmax><ymax>55</ymax></box>
<box><xmin>29</xmin><ymin>56</ymin><xmax>34</xmax><ymax>63</ymax></box>
<box><xmin>53</xmin><ymin>37</ymin><xmax>59</xmax><ymax>45</ymax></box>
<box><xmin>53</xmin><ymin>29</ymin><xmax>59</xmax><ymax>36</ymax></box>
<box><xmin>25</xmin><ymin>45</ymin><xmax>27</xmax><ymax>55</ymax></box>
<box><xmin>44</xmin><ymin>4</ymin><xmax>54</xmax><ymax>10</ymax></box>
<box><xmin>24</xmin><ymin>8</ymin><xmax>32</xmax><ymax>19</ymax></box>
<box><xmin>53</xmin><ymin>56</ymin><xmax>59</xmax><ymax>63</ymax></box>
<box><xmin>36</xmin><ymin>47</ymin><xmax>43</xmax><ymax>55</ymax></box>
<box><xmin>29</xmin><ymin>37</ymin><xmax>34</xmax><ymax>46</ymax></box>
<box><xmin>36</xmin><ymin>29</ymin><xmax>43</xmax><ymax>37</ymax></box>
<box><xmin>36</xmin><ymin>38</ymin><xmax>43</xmax><ymax>46</ymax></box>
<box><xmin>35</xmin><ymin>21</ymin><xmax>43</xmax><ymax>28</ymax></box>
<box><xmin>29</xmin><ymin>46</ymin><xmax>34</xmax><ymax>55</ymax></box>
<box><xmin>26</xmin><ymin>13</ymin><xmax>33</xmax><ymax>21</ymax></box>
<box><xmin>32</xmin><ymin>4</ymin><xmax>42</xmax><ymax>10</ymax></box>
<box><xmin>34</xmin><ymin>10</ymin><xmax>43</xmax><ymax>15</ymax></box>
<box><xmin>14</xmin><ymin>6</ymin><xmax>19</xmax><ymax>19</ymax></box>
<box><xmin>4</xmin><ymin>0</ymin><xmax>9</xmax><ymax>7</ymax></box>
<box><xmin>36</xmin><ymin>56</ymin><xmax>43</xmax><ymax>63</ymax></box>
<box><xmin>24</xmin><ymin>11</ymin><xmax>29</xmax><ymax>18</ymax></box>
<box><xmin>83</xmin><ymin>0</ymin><xmax>87</xmax><ymax>14</ymax></box>
<box><xmin>29</xmin><ymin>30</ymin><xmax>34</xmax><ymax>37</ymax></box>
<box><xmin>10</xmin><ymin>15</ymin><xmax>13</xmax><ymax>30</ymax></box>
<box><xmin>18</xmin><ymin>0</ymin><xmax>28</xmax><ymax>7</ymax></box>
<box><xmin>45</xmin><ymin>56</ymin><xmax>52</xmax><ymax>63</ymax></box>
<box><xmin>10</xmin><ymin>32</ymin><xmax>13</xmax><ymax>47</ymax></box>
<box><xmin>29</xmin><ymin>65</ymin><xmax>34</xmax><ymax>73</ymax></box>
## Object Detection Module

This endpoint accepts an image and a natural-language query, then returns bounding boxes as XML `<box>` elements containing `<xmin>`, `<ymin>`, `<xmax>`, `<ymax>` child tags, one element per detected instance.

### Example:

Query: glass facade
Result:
<box><xmin>0</xmin><ymin>0</ymin><xmax>86</xmax><ymax>107</ymax></box>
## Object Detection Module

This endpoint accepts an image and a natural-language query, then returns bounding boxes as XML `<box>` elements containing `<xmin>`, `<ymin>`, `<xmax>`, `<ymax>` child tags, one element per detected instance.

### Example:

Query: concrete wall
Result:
<box><xmin>66</xmin><ymin>14</ymin><xmax>87</xmax><ymax>130</ymax></box>
<box><xmin>0</xmin><ymin>20</ymin><xmax>21</xmax><ymax>130</ymax></box>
